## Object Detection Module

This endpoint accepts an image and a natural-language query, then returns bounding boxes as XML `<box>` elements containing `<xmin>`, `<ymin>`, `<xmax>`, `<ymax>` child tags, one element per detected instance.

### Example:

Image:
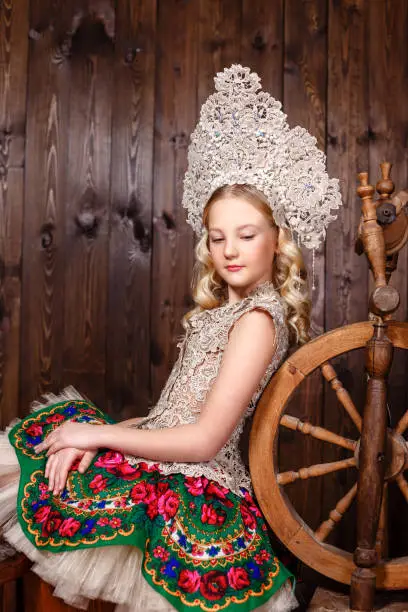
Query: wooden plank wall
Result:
<box><xmin>0</xmin><ymin>0</ymin><xmax>408</xmax><ymax>609</ymax></box>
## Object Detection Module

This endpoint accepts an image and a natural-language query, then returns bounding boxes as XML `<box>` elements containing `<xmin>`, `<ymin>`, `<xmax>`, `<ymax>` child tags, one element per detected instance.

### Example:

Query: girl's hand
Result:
<box><xmin>34</xmin><ymin>421</ymin><xmax>101</xmax><ymax>456</ymax></box>
<box><xmin>45</xmin><ymin>447</ymin><xmax>97</xmax><ymax>495</ymax></box>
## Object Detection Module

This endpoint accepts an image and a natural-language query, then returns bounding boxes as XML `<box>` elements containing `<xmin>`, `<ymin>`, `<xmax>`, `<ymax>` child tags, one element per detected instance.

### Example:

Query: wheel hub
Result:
<box><xmin>354</xmin><ymin>429</ymin><xmax>408</xmax><ymax>481</ymax></box>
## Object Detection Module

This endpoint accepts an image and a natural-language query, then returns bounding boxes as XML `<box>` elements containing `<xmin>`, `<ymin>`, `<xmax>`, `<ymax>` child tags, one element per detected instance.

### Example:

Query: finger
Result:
<box><xmin>55</xmin><ymin>450</ymin><xmax>78</xmax><ymax>494</ymax></box>
<box><xmin>45</xmin><ymin>454</ymin><xmax>56</xmax><ymax>479</ymax></box>
<box><xmin>56</xmin><ymin>455</ymin><xmax>73</xmax><ymax>494</ymax></box>
<box><xmin>78</xmin><ymin>450</ymin><xmax>96</xmax><ymax>473</ymax></box>
<box><xmin>35</xmin><ymin>433</ymin><xmax>55</xmax><ymax>454</ymax></box>
<box><xmin>46</xmin><ymin>441</ymin><xmax>63</xmax><ymax>457</ymax></box>
<box><xmin>48</xmin><ymin>455</ymin><xmax>59</xmax><ymax>492</ymax></box>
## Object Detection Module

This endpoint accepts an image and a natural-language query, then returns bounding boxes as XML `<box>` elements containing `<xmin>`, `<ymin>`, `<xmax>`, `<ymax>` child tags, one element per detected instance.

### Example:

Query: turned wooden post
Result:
<box><xmin>350</xmin><ymin>323</ymin><xmax>392</xmax><ymax>611</ymax></box>
<box><xmin>351</xmin><ymin>164</ymin><xmax>403</xmax><ymax>610</ymax></box>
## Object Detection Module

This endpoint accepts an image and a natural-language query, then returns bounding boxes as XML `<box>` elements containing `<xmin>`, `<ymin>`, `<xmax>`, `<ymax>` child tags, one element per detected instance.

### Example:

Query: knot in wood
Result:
<box><xmin>252</xmin><ymin>33</ymin><xmax>266</xmax><ymax>51</ymax></box>
<box><xmin>169</xmin><ymin>132</ymin><xmax>188</xmax><ymax>149</ymax></box>
<box><xmin>124</xmin><ymin>47</ymin><xmax>142</xmax><ymax>64</ymax></box>
<box><xmin>41</xmin><ymin>229</ymin><xmax>53</xmax><ymax>249</ymax></box>
<box><xmin>75</xmin><ymin>211</ymin><xmax>98</xmax><ymax>236</ymax></box>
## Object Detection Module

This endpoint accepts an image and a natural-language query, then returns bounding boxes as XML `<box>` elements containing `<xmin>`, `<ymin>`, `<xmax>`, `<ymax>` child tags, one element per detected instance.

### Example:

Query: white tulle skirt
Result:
<box><xmin>0</xmin><ymin>389</ymin><xmax>298</xmax><ymax>611</ymax></box>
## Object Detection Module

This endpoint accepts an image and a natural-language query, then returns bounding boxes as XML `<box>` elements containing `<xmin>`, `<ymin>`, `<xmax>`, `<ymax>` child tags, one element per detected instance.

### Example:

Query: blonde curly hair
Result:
<box><xmin>185</xmin><ymin>184</ymin><xmax>311</xmax><ymax>346</ymax></box>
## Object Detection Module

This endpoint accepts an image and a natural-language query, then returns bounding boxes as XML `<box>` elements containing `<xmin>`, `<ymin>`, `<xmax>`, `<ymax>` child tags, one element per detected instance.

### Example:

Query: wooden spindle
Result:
<box><xmin>277</xmin><ymin>457</ymin><xmax>356</xmax><ymax>486</ymax></box>
<box><xmin>280</xmin><ymin>414</ymin><xmax>356</xmax><ymax>451</ymax></box>
<box><xmin>315</xmin><ymin>483</ymin><xmax>357</xmax><ymax>542</ymax></box>
<box><xmin>321</xmin><ymin>362</ymin><xmax>362</xmax><ymax>431</ymax></box>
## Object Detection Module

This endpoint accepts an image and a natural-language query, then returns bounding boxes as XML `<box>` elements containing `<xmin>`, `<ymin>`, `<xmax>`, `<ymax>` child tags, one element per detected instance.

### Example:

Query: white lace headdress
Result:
<box><xmin>182</xmin><ymin>64</ymin><xmax>342</xmax><ymax>250</ymax></box>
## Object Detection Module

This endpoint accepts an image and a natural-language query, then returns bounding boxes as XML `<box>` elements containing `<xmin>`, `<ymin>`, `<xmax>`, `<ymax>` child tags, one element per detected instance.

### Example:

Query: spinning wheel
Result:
<box><xmin>250</xmin><ymin>320</ymin><xmax>408</xmax><ymax>588</ymax></box>
<box><xmin>249</xmin><ymin>164</ymin><xmax>408</xmax><ymax>611</ymax></box>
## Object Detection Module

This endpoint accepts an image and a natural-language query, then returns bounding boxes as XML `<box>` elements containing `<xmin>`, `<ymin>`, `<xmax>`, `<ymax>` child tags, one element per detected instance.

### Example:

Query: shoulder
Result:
<box><xmin>185</xmin><ymin>282</ymin><xmax>288</xmax><ymax>356</ymax></box>
<box><xmin>228</xmin><ymin>283</ymin><xmax>287</xmax><ymax>331</ymax></box>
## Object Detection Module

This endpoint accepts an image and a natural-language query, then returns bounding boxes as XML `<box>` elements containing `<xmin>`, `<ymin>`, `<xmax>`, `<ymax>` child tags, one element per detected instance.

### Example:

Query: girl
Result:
<box><xmin>0</xmin><ymin>64</ymin><xmax>341</xmax><ymax>612</ymax></box>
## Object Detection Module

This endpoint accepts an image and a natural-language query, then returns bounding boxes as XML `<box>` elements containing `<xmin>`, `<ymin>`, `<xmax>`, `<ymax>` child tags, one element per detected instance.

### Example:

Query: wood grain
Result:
<box><xmin>0</xmin><ymin>0</ymin><xmax>29</xmax><ymax>427</ymax></box>
<box><xmin>197</xmin><ymin>0</ymin><xmax>241</xmax><ymax>106</ymax></box>
<box><xmin>282</xmin><ymin>0</ymin><xmax>328</xmax><ymax>531</ymax></box>
<box><xmin>241</xmin><ymin>0</ymin><xmax>283</xmax><ymax>97</ymax></box>
<box><xmin>61</xmin><ymin>9</ymin><xmax>114</xmax><ymax>409</ymax></box>
<box><xmin>150</xmin><ymin>0</ymin><xmax>198</xmax><ymax>401</ymax></box>
<box><xmin>20</xmin><ymin>0</ymin><xmax>71</xmax><ymax>412</ymax></box>
<box><xmin>106</xmin><ymin>0</ymin><xmax>157</xmax><ymax>419</ymax></box>
<box><xmin>324</xmin><ymin>0</ymin><xmax>369</xmax><ymax>553</ymax></box>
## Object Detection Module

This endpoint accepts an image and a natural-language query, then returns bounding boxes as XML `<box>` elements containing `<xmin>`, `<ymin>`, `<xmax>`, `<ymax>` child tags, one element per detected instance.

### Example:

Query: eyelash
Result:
<box><xmin>210</xmin><ymin>235</ymin><xmax>255</xmax><ymax>243</ymax></box>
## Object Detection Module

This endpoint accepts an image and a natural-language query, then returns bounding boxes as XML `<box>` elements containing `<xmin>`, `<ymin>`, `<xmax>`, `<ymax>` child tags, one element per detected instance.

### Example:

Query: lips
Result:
<box><xmin>226</xmin><ymin>266</ymin><xmax>243</xmax><ymax>272</ymax></box>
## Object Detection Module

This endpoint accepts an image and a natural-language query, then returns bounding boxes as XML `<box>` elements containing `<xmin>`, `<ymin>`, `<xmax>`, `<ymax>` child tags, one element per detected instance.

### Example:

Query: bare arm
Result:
<box><xmin>37</xmin><ymin>309</ymin><xmax>277</xmax><ymax>462</ymax></box>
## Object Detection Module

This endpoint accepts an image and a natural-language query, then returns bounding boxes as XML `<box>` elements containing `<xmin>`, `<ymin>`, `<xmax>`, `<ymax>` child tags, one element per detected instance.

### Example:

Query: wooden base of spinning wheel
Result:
<box><xmin>309</xmin><ymin>587</ymin><xmax>408</xmax><ymax>611</ymax></box>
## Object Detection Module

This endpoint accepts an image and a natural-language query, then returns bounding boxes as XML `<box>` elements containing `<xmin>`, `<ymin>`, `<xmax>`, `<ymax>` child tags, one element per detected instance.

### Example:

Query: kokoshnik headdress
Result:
<box><xmin>182</xmin><ymin>64</ymin><xmax>342</xmax><ymax>251</ymax></box>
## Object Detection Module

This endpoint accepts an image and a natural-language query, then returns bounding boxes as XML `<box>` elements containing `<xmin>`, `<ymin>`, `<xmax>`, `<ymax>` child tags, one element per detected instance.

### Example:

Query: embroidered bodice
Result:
<box><xmin>126</xmin><ymin>282</ymin><xmax>289</xmax><ymax>496</ymax></box>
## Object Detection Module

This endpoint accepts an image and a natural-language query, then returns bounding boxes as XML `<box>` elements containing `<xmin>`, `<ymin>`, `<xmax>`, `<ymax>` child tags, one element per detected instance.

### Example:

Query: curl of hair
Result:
<box><xmin>184</xmin><ymin>184</ymin><xmax>311</xmax><ymax>346</ymax></box>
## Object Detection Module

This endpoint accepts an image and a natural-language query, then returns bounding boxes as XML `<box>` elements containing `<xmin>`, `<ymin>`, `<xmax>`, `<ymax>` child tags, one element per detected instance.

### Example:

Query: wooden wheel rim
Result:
<box><xmin>249</xmin><ymin>321</ymin><xmax>408</xmax><ymax>589</ymax></box>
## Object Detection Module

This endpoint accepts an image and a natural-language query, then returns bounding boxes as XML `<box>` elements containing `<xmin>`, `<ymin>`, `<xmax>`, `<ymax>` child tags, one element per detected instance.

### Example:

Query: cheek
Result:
<box><xmin>209</xmin><ymin>245</ymin><xmax>222</xmax><ymax>264</ymax></box>
<box><xmin>246</xmin><ymin>238</ymin><xmax>275</xmax><ymax>265</ymax></box>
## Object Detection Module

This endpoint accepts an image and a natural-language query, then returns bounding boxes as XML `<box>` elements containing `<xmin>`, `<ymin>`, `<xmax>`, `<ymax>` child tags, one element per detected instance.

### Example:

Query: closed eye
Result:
<box><xmin>210</xmin><ymin>237</ymin><xmax>224</xmax><ymax>243</ymax></box>
<box><xmin>241</xmin><ymin>235</ymin><xmax>255</xmax><ymax>240</ymax></box>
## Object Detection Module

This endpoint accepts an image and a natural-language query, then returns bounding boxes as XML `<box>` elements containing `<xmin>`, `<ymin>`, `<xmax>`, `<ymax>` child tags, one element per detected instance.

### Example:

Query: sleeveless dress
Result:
<box><xmin>0</xmin><ymin>282</ymin><xmax>298</xmax><ymax>612</ymax></box>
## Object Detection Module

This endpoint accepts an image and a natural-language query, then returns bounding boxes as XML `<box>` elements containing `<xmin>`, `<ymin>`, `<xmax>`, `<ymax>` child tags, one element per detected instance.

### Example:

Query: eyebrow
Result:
<box><xmin>208</xmin><ymin>224</ymin><xmax>258</xmax><ymax>232</ymax></box>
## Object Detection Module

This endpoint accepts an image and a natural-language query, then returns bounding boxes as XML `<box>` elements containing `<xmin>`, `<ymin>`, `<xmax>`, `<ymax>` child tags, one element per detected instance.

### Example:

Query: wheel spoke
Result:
<box><xmin>280</xmin><ymin>414</ymin><xmax>357</xmax><ymax>451</ymax></box>
<box><xmin>277</xmin><ymin>457</ymin><xmax>356</xmax><ymax>485</ymax></box>
<box><xmin>395</xmin><ymin>409</ymin><xmax>408</xmax><ymax>435</ymax></box>
<box><xmin>315</xmin><ymin>483</ymin><xmax>357</xmax><ymax>541</ymax></box>
<box><xmin>321</xmin><ymin>362</ymin><xmax>362</xmax><ymax>432</ymax></box>
<box><xmin>396</xmin><ymin>473</ymin><xmax>408</xmax><ymax>503</ymax></box>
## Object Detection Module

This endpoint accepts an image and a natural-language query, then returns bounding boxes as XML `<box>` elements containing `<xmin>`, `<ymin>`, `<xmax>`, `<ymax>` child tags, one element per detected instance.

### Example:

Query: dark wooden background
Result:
<box><xmin>1</xmin><ymin>0</ymin><xmax>408</xmax><ymax>609</ymax></box>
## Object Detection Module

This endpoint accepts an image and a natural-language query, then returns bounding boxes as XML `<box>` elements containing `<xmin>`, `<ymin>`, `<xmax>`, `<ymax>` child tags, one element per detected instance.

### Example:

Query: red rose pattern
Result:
<box><xmin>185</xmin><ymin>476</ymin><xmax>209</xmax><ymax>496</ymax></box>
<box><xmin>227</xmin><ymin>566</ymin><xmax>250</xmax><ymax>590</ymax></box>
<box><xmin>45</xmin><ymin>414</ymin><xmax>65</xmax><ymax>424</ymax></box>
<box><xmin>94</xmin><ymin>452</ymin><xmax>142</xmax><ymax>481</ymax></box>
<box><xmin>199</xmin><ymin>571</ymin><xmax>228</xmax><ymax>600</ymax></box>
<box><xmin>240</xmin><ymin>503</ymin><xmax>256</xmax><ymax>530</ymax></box>
<box><xmin>26</xmin><ymin>423</ymin><xmax>43</xmax><ymax>437</ymax></box>
<box><xmin>178</xmin><ymin>569</ymin><xmax>201</xmax><ymax>593</ymax></box>
<box><xmin>89</xmin><ymin>474</ymin><xmax>108</xmax><ymax>494</ymax></box>
<box><xmin>157</xmin><ymin>490</ymin><xmax>179</xmax><ymax>521</ymax></box>
<box><xmin>130</xmin><ymin>482</ymin><xmax>156</xmax><ymax>504</ymax></box>
<box><xmin>95</xmin><ymin>451</ymin><xmax>125</xmax><ymax>469</ymax></box>
<box><xmin>205</xmin><ymin>481</ymin><xmax>229</xmax><ymax>500</ymax></box>
<box><xmin>59</xmin><ymin>518</ymin><xmax>81</xmax><ymax>537</ymax></box>
<box><xmin>146</xmin><ymin>499</ymin><xmax>159</xmax><ymax>520</ymax></box>
<box><xmin>34</xmin><ymin>505</ymin><xmax>51</xmax><ymax>523</ymax></box>
<box><xmin>42</xmin><ymin>511</ymin><xmax>62</xmax><ymax>536</ymax></box>
<box><xmin>201</xmin><ymin>503</ymin><xmax>226</xmax><ymax>526</ymax></box>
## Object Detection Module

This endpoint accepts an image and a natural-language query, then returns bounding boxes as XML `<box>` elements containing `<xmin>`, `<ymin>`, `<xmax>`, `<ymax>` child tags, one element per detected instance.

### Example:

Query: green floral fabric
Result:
<box><xmin>9</xmin><ymin>400</ymin><xmax>293</xmax><ymax>611</ymax></box>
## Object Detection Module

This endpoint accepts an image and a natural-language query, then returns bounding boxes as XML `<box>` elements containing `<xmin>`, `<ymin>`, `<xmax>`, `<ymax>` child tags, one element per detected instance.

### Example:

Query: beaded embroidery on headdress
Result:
<box><xmin>182</xmin><ymin>64</ymin><xmax>342</xmax><ymax>250</ymax></box>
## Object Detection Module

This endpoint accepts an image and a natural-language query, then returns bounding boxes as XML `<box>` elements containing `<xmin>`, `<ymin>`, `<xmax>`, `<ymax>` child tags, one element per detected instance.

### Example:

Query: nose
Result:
<box><xmin>223</xmin><ymin>237</ymin><xmax>239</xmax><ymax>259</ymax></box>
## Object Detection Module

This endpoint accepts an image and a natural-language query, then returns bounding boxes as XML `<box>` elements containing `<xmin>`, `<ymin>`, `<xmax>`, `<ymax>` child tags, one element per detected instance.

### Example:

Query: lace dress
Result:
<box><xmin>0</xmin><ymin>282</ymin><xmax>298</xmax><ymax>612</ymax></box>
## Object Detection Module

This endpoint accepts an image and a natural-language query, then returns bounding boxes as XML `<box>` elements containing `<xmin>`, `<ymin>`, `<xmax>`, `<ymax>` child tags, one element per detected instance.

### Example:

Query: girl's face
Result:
<box><xmin>207</xmin><ymin>195</ymin><xmax>278</xmax><ymax>301</ymax></box>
